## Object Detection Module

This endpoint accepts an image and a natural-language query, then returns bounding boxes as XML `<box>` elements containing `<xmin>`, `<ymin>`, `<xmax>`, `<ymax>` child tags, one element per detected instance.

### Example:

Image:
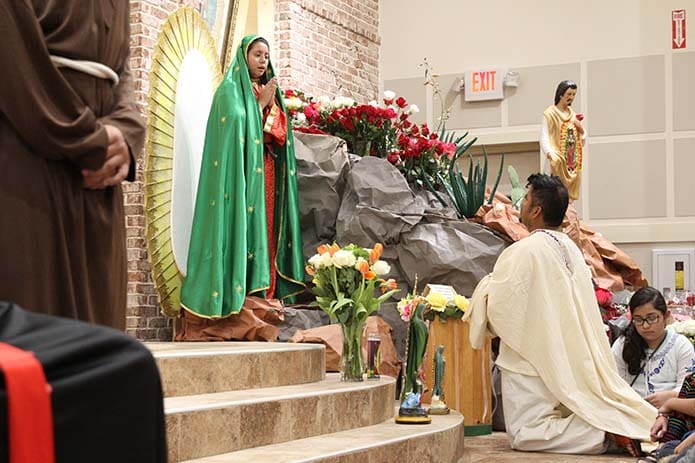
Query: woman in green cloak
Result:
<box><xmin>180</xmin><ymin>35</ymin><xmax>305</xmax><ymax>322</ymax></box>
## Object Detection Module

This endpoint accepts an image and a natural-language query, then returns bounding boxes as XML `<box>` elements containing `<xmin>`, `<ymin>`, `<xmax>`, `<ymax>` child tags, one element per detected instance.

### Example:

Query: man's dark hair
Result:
<box><xmin>526</xmin><ymin>174</ymin><xmax>569</xmax><ymax>227</ymax></box>
<box><xmin>554</xmin><ymin>80</ymin><xmax>578</xmax><ymax>105</ymax></box>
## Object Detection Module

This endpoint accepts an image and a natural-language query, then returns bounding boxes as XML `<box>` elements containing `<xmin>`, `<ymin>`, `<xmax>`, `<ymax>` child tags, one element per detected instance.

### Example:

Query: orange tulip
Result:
<box><xmin>328</xmin><ymin>243</ymin><xmax>340</xmax><ymax>256</ymax></box>
<box><xmin>358</xmin><ymin>261</ymin><xmax>370</xmax><ymax>275</ymax></box>
<box><xmin>369</xmin><ymin>243</ymin><xmax>383</xmax><ymax>264</ymax></box>
<box><xmin>385</xmin><ymin>278</ymin><xmax>398</xmax><ymax>290</ymax></box>
<box><xmin>364</xmin><ymin>270</ymin><xmax>376</xmax><ymax>280</ymax></box>
<box><xmin>305</xmin><ymin>265</ymin><xmax>315</xmax><ymax>276</ymax></box>
<box><xmin>317</xmin><ymin>244</ymin><xmax>329</xmax><ymax>255</ymax></box>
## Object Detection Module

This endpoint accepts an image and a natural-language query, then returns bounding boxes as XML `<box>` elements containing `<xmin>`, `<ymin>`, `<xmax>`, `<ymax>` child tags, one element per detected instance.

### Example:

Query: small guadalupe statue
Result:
<box><xmin>396</xmin><ymin>297</ymin><xmax>432</xmax><ymax>424</ymax></box>
<box><xmin>428</xmin><ymin>345</ymin><xmax>450</xmax><ymax>415</ymax></box>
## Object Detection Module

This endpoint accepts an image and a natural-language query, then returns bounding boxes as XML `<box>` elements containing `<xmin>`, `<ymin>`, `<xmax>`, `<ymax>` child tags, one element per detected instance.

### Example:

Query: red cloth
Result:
<box><xmin>252</xmin><ymin>82</ymin><xmax>287</xmax><ymax>299</ymax></box>
<box><xmin>0</xmin><ymin>342</ymin><xmax>54</xmax><ymax>463</ymax></box>
<box><xmin>264</xmin><ymin>153</ymin><xmax>277</xmax><ymax>299</ymax></box>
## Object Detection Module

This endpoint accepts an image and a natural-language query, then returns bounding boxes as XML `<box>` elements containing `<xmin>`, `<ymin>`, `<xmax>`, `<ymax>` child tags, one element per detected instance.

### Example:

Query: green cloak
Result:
<box><xmin>180</xmin><ymin>34</ymin><xmax>305</xmax><ymax>318</ymax></box>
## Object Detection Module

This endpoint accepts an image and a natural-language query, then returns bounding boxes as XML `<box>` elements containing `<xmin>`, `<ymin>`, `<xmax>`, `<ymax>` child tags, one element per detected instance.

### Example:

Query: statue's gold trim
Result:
<box><xmin>144</xmin><ymin>7</ymin><xmax>222</xmax><ymax>318</ymax></box>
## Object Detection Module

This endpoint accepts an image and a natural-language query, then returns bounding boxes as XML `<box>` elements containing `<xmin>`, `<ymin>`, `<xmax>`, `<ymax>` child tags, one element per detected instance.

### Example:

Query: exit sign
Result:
<box><xmin>464</xmin><ymin>68</ymin><xmax>505</xmax><ymax>101</ymax></box>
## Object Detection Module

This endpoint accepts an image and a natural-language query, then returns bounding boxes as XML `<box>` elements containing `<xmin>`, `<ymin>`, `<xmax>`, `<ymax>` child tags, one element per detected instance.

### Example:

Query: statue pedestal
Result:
<box><xmin>423</xmin><ymin>319</ymin><xmax>492</xmax><ymax>436</ymax></box>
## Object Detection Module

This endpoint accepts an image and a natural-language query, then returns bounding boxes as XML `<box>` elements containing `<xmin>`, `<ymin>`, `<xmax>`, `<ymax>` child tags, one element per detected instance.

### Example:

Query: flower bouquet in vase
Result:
<box><xmin>306</xmin><ymin>243</ymin><xmax>399</xmax><ymax>381</ymax></box>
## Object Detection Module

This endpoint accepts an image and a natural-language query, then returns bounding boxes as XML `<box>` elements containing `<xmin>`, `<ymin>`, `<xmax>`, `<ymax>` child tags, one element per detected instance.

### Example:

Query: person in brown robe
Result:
<box><xmin>0</xmin><ymin>1</ymin><xmax>145</xmax><ymax>330</ymax></box>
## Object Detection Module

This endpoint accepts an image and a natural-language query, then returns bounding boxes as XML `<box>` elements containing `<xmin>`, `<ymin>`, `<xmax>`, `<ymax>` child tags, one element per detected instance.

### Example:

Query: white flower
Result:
<box><xmin>284</xmin><ymin>97</ymin><xmax>304</xmax><ymax>110</ymax></box>
<box><xmin>332</xmin><ymin>250</ymin><xmax>356</xmax><ymax>268</ymax></box>
<box><xmin>318</xmin><ymin>252</ymin><xmax>334</xmax><ymax>268</ymax></box>
<box><xmin>294</xmin><ymin>112</ymin><xmax>307</xmax><ymax>124</ymax></box>
<box><xmin>407</xmin><ymin>104</ymin><xmax>420</xmax><ymax>115</ymax></box>
<box><xmin>333</xmin><ymin>96</ymin><xmax>355</xmax><ymax>109</ymax></box>
<box><xmin>354</xmin><ymin>256</ymin><xmax>368</xmax><ymax>271</ymax></box>
<box><xmin>383</xmin><ymin>90</ymin><xmax>396</xmax><ymax>101</ymax></box>
<box><xmin>308</xmin><ymin>253</ymin><xmax>323</xmax><ymax>269</ymax></box>
<box><xmin>317</xmin><ymin>95</ymin><xmax>332</xmax><ymax>110</ymax></box>
<box><xmin>678</xmin><ymin>320</ymin><xmax>695</xmax><ymax>335</ymax></box>
<box><xmin>372</xmin><ymin>260</ymin><xmax>391</xmax><ymax>276</ymax></box>
<box><xmin>367</xmin><ymin>100</ymin><xmax>378</xmax><ymax>107</ymax></box>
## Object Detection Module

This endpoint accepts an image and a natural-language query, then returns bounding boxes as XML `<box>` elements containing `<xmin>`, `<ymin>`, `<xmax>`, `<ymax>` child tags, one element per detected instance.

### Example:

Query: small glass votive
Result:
<box><xmin>366</xmin><ymin>333</ymin><xmax>381</xmax><ymax>380</ymax></box>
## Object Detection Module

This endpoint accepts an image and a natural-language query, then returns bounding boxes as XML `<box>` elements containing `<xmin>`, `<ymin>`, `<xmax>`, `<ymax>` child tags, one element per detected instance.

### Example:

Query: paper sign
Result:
<box><xmin>423</xmin><ymin>284</ymin><xmax>458</xmax><ymax>303</ymax></box>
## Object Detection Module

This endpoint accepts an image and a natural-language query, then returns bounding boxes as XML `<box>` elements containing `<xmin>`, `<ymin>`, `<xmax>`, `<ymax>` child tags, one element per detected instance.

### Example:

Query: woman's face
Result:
<box><xmin>632</xmin><ymin>302</ymin><xmax>667</xmax><ymax>345</ymax></box>
<box><xmin>247</xmin><ymin>41</ymin><xmax>269</xmax><ymax>81</ymax></box>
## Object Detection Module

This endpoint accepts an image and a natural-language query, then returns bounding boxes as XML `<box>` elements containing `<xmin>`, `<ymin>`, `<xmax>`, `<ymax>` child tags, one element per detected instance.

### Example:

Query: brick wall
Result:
<box><xmin>126</xmin><ymin>0</ymin><xmax>380</xmax><ymax>341</ymax></box>
<box><xmin>274</xmin><ymin>0</ymin><xmax>380</xmax><ymax>102</ymax></box>
<box><xmin>126</xmin><ymin>0</ymin><xmax>180</xmax><ymax>341</ymax></box>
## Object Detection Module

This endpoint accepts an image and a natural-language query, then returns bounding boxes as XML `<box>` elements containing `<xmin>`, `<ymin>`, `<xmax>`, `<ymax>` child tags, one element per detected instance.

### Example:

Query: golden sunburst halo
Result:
<box><xmin>144</xmin><ymin>7</ymin><xmax>222</xmax><ymax>318</ymax></box>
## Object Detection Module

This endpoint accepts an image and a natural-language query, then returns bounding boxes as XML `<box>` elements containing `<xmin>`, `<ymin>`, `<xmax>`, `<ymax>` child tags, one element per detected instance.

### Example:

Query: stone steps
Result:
<box><xmin>165</xmin><ymin>374</ymin><xmax>396</xmax><ymax>461</ymax></box>
<box><xmin>147</xmin><ymin>342</ymin><xmax>465</xmax><ymax>462</ymax></box>
<box><xmin>149</xmin><ymin>341</ymin><xmax>325</xmax><ymax>397</ymax></box>
<box><xmin>181</xmin><ymin>411</ymin><xmax>464</xmax><ymax>463</ymax></box>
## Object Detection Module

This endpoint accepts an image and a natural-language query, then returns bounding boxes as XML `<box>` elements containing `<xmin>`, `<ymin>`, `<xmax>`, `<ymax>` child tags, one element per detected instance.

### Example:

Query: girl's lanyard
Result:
<box><xmin>630</xmin><ymin>332</ymin><xmax>668</xmax><ymax>387</ymax></box>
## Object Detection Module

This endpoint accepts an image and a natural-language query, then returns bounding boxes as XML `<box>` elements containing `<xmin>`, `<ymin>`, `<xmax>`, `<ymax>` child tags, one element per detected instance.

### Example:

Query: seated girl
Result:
<box><xmin>639</xmin><ymin>373</ymin><xmax>695</xmax><ymax>463</ymax></box>
<box><xmin>611</xmin><ymin>287</ymin><xmax>695</xmax><ymax>408</ymax></box>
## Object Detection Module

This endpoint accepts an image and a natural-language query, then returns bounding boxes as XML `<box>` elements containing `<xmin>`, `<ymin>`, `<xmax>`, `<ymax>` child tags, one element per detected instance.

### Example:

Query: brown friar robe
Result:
<box><xmin>0</xmin><ymin>1</ymin><xmax>145</xmax><ymax>329</ymax></box>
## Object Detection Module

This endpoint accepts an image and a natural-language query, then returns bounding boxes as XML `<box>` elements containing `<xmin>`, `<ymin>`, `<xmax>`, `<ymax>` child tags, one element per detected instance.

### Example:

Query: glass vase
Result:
<box><xmin>340</xmin><ymin>321</ymin><xmax>365</xmax><ymax>382</ymax></box>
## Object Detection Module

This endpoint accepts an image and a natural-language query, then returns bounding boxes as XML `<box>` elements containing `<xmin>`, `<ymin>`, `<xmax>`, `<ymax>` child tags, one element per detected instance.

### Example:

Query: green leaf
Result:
<box><xmin>488</xmin><ymin>153</ymin><xmax>505</xmax><ymax>205</ymax></box>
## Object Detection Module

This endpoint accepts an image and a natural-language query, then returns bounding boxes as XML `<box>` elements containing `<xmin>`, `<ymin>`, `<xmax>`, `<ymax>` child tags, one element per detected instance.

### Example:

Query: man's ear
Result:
<box><xmin>531</xmin><ymin>204</ymin><xmax>543</xmax><ymax>220</ymax></box>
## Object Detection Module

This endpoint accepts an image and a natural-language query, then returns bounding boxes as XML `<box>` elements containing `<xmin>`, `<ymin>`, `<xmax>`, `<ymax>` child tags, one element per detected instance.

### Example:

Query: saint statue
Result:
<box><xmin>540</xmin><ymin>80</ymin><xmax>585</xmax><ymax>201</ymax></box>
<box><xmin>396</xmin><ymin>300</ymin><xmax>431</xmax><ymax>424</ymax></box>
<box><xmin>428</xmin><ymin>345</ymin><xmax>450</xmax><ymax>415</ymax></box>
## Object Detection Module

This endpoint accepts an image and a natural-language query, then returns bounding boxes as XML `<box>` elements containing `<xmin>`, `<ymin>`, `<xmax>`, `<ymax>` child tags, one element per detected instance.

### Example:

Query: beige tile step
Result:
<box><xmin>181</xmin><ymin>411</ymin><xmax>464</xmax><ymax>463</ymax></box>
<box><xmin>166</xmin><ymin>374</ymin><xmax>397</xmax><ymax>462</ymax></box>
<box><xmin>147</xmin><ymin>342</ymin><xmax>325</xmax><ymax>397</ymax></box>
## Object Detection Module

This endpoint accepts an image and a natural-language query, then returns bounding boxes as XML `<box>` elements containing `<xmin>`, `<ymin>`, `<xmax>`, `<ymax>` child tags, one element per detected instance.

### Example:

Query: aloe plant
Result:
<box><xmin>437</xmin><ymin>145</ymin><xmax>505</xmax><ymax>219</ymax></box>
<box><xmin>423</xmin><ymin>128</ymin><xmax>477</xmax><ymax>208</ymax></box>
<box><xmin>508</xmin><ymin>165</ymin><xmax>526</xmax><ymax>210</ymax></box>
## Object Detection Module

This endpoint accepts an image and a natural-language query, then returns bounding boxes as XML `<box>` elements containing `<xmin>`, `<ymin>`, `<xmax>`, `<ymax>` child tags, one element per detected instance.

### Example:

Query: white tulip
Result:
<box><xmin>332</xmin><ymin>250</ymin><xmax>356</xmax><ymax>268</ymax></box>
<box><xmin>354</xmin><ymin>256</ymin><xmax>368</xmax><ymax>270</ymax></box>
<box><xmin>383</xmin><ymin>90</ymin><xmax>396</xmax><ymax>100</ymax></box>
<box><xmin>408</xmin><ymin>104</ymin><xmax>420</xmax><ymax>115</ymax></box>
<box><xmin>367</xmin><ymin>100</ymin><xmax>378</xmax><ymax>107</ymax></box>
<box><xmin>308</xmin><ymin>253</ymin><xmax>323</xmax><ymax>269</ymax></box>
<box><xmin>318</xmin><ymin>252</ymin><xmax>334</xmax><ymax>268</ymax></box>
<box><xmin>294</xmin><ymin>112</ymin><xmax>307</xmax><ymax>123</ymax></box>
<box><xmin>372</xmin><ymin>260</ymin><xmax>391</xmax><ymax>275</ymax></box>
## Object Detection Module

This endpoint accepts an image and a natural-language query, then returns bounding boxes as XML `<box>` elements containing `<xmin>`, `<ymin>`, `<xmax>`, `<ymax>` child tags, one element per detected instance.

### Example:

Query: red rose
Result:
<box><xmin>595</xmin><ymin>287</ymin><xmax>613</xmax><ymax>307</ymax></box>
<box><xmin>284</xmin><ymin>89</ymin><xmax>296</xmax><ymax>98</ymax></box>
<box><xmin>395</xmin><ymin>97</ymin><xmax>408</xmax><ymax>108</ymax></box>
<box><xmin>429</xmin><ymin>133</ymin><xmax>438</xmax><ymax>140</ymax></box>
<box><xmin>576</xmin><ymin>113</ymin><xmax>584</xmax><ymax>121</ymax></box>
<box><xmin>387</xmin><ymin>152</ymin><xmax>400</xmax><ymax>164</ymax></box>
<box><xmin>304</xmin><ymin>104</ymin><xmax>319</xmax><ymax>120</ymax></box>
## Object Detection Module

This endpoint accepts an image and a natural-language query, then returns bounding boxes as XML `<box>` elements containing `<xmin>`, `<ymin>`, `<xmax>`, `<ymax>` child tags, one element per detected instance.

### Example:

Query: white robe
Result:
<box><xmin>464</xmin><ymin>229</ymin><xmax>656</xmax><ymax>452</ymax></box>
